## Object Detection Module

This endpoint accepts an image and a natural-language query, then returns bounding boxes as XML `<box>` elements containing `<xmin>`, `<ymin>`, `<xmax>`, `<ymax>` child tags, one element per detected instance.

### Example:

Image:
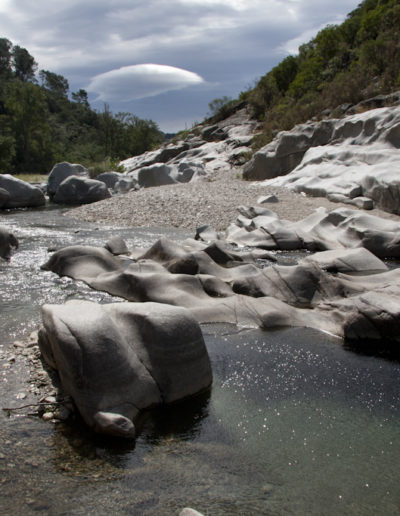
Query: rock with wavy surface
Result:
<box><xmin>38</xmin><ymin>300</ymin><xmax>212</xmax><ymax>438</ymax></box>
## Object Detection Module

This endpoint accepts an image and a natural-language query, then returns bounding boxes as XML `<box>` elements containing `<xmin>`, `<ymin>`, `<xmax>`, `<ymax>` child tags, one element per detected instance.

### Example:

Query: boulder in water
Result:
<box><xmin>38</xmin><ymin>300</ymin><xmax>212</xmax><ymax>437</ymax></box>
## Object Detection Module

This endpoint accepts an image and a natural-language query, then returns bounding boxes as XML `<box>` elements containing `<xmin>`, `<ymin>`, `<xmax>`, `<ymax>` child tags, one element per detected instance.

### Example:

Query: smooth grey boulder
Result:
<box><xmin>104</xmin><ymin>236</ymin><xmax>129</xmax><ymax>256</ymax></box>
<box><xmin>47</xmin><ymin>162</ymin><xmax>87</xmax><ymax>199</ymax></box>
<box><xmin>96</xmin><ymin>171</ymin><xmax>122</xmax><ymax>190</ymax></box>
<box><xmin>52</xmin><ymin>176</ymin><xmax>112</xmax><ymax>205</ymax></box>
<box><xmin>134</xmin><ymin>163</ymin><xmax>177</xmax><ymax>188</ymax></box>
<box><xmin>0</xmin><ymin>226</ymin><xmax>18</xmax><ymax>260</ymax></box>
<box><xmin>115</xmin><ymin>176</ymin><xmax>135</xmax><ymax>193</ymax></box>
<box><xmin>0</xmin><ymin>187</ymin><xmax>10</xmax><ymax>208</ymax></box>
<box><xmin>0</xmin><ymin>174</ymin><xmax>45</xmax><ymax>208</ymax></box>
<box><xmin>301</xmin><ymin>248</ymin><xmax>388</xmax><ymax>273</ymax></box>
<box><xmin>38</xmin><ymin>300</ymin><xmax>212</xmax><ymax>437</ymax></box>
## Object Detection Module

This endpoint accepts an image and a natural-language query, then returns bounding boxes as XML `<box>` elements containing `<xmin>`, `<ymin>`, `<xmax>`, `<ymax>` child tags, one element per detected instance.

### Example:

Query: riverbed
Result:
<box><xmin>1</xmin><ymin>206</ymin><xmax>399</xmax><ymax>515</ymax></box>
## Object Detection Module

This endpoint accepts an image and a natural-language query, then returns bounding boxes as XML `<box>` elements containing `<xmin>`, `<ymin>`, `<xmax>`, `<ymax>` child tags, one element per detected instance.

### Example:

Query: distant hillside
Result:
<box><xmin>207</xmin><ymin>0</ymin><xmax>400</xmax><ymax>149</ymax></box>
<box><xmin>0</xmin><ymin>39</ymin><xmax>164</xmax><ymax>174</ymax></box>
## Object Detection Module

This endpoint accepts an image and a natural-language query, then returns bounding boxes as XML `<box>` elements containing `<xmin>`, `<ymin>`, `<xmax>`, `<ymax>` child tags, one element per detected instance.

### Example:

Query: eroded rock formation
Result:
<box><xmin>244</xmin><ymin>105</ymin><xmax>400</xmax><ymax>214</ymax></box>
<box><xmin>41</xmin><ymin>221</ymin><xmax>400</xmax><ymax>343</ymax></box>
<box><xmin>38</xmin><ymin>300</ymin><xmax>212</xmax><ymax>438</ymax></box>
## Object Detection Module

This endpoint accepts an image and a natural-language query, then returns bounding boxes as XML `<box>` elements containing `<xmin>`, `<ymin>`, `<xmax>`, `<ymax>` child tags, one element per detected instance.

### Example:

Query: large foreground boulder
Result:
<box><xmin>0</xmin><ymin>174</ymin><xmax>45</xmax><ymax>208</ymax></box>
<box><xmin>53</xmin><ymin>176</ymin><xmax>112</xmax><ymax>205</ymax></box>
<box><xmin>38</xmin><ymin>300</ymin><xmax>212</xmax><ymax>438</ymax></box>
<box><xmin>0</xmin><ymin>226</ymin><xmax>18</xmax><ymax>260</ymax></box>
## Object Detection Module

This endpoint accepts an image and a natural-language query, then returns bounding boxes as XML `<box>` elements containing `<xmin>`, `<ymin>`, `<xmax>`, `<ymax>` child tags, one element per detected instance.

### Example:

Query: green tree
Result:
<box><xmin>39</xmin><ymin>70</ymin><xmax>69</xmax><ymax>97</ymax></box>
<box><xmin>0</xmin><ymin>38</ymin><xmax>12</xmax><ymax>77</ymax></box>
<box><xmin>11</xmin><ymin>45</ymin><xmax>37</xmax><ymax>81</ymax></box>
<box><xmin>71</xmin><ymin>89</ymin><xmax>89</xmax><ymax>107</ymax></box>
<box><xmin>272</xmin><ymin>55</ymin><xmax>298</xmax><ymax>94</ymax></box>
<box><xmin>4</xmin><ymin>81</ymin><xmax>51</xmax><ymax>171</ymax></box>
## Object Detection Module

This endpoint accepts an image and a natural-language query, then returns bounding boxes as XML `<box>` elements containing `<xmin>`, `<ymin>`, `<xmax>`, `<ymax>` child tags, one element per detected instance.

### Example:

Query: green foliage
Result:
<box><xmin>0</xmin><ymin>39</ymin><xmax>165</xmax><ymax>174</ymax></box>
<box><xmin>245</xmin><ymin>0</ymin><xmax>400</xmax><ymax>149</ymax></box>
<box><xmin>87</xmin><ymin>157</ymin><xmax>124</xmax><ymax>179</ymax></box>
<box><xmin>12</xmin><ymin>45</ymin><xmax>37</xmax><ymax>81</ymax></box>
<box><xmin>207</xmin><ymin>96</ymin><xmax>240</xmax><ymax>122</ymax></box>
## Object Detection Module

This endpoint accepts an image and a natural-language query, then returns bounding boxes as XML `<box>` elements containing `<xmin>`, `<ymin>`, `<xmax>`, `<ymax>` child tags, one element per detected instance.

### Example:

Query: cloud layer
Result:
<box><xmin>87</xmin><ymin>64</ymin><xmax>205</xmax><ymax>101</ymax></box>
<box><xmin>0</xmin><ymin>0</ymin><xmax>359</xmax><ymax>131</ymax></box>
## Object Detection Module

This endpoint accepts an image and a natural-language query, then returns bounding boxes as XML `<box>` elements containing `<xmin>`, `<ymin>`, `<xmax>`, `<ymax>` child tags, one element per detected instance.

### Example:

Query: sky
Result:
<box><xmin>0</xmin><ymin>0</ymin><xmax>359</xmax><ymax>133</ymax></box>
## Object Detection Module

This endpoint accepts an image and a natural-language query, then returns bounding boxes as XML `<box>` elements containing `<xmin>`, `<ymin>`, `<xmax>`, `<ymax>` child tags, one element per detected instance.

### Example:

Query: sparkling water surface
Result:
<box><xmin>0</xmin><ymin>206</ymin><xmax>399</xmax><ymax>515</ymax></box>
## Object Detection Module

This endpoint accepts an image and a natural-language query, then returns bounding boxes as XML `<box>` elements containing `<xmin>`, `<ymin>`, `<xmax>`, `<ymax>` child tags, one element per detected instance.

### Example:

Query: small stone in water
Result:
<box><xmin>16</xmin><ymin>392</ymin><xmax>27</xmax><ymax>400</ymax></box>
<box><xmin>261</xmin><ymin>483</ymin><xmax>274</xmax><ymax>494</ymax></box>
<box><xmin>42</xmin><ymin>412</ymin><xmax>54</xmax><ymax>421</ymax></box>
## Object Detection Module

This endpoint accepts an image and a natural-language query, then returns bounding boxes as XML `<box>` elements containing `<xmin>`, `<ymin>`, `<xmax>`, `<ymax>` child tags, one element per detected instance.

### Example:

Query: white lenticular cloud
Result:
<box><xmin>87</xmin><ymin>64</ymin><xmax>205</xmax><ymax>101</ymax></box>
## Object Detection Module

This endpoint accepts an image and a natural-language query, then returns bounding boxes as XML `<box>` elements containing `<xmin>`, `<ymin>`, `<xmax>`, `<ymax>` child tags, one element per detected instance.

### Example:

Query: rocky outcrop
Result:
<box><xmin>47</xmin><ymin>162</ymin><xmax>87</xmax><ymax>199</ymax></box>
<box><xmin>0</xmin><ymin>226</ymin><xmax>18</xmax><ymax>260</ymax></box>
<box><xmin>223</xmin><ymin>206</ymin><xmax>400</xmax><ymax>258</ymax></box>
<box><xmin>42</xmin><ymin>226</ymin><xmax>400</xmax><ymax>345</ymax></box>
<box><xmin>120</xmin><ymin>108</ymin><xmax>260</xmax><ymax>182</ymax></box>
<box><xmin>244</xmin><ymin>105</ymin><xmax>400</xmax><ymax>214</ymax></box>
<box><xmin>38</xmin><ymin>300</ymin><xmax>212</xmax><ymax>437</ymax></box>
<box><xmin>52</xmin><ymin>176</ymin><xmax>111</xmax><ymax>205</ymax></box>
<box><xmin>96</xmin><ymin>171</ymin><xmax>123</xmax><ymax>190</ymax></box>
<box><xmin>0</xmin><ymin>174</ymin><xmax>46</xmax><ymax>208</ymax></box>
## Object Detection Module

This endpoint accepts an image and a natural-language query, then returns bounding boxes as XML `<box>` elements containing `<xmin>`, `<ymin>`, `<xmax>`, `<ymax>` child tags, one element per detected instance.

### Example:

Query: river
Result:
<box><xmin>1</xmin><ymin>205</ymin><xmax>399</xmax><ymax>515</ymax></box>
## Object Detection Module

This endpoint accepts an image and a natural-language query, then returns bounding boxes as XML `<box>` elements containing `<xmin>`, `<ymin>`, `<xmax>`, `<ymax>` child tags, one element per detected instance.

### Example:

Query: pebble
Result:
<box><xmin>42</xmin><ymin>412</ymin><xmax>55</xmax><ymax>421</ymax></box>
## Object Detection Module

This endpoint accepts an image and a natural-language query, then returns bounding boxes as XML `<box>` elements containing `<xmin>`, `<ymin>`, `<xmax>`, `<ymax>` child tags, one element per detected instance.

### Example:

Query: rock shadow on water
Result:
<box><xmin>344</xmin><ymin>337</ymin><xmax>400</xmax><ymax>362</ymax></box>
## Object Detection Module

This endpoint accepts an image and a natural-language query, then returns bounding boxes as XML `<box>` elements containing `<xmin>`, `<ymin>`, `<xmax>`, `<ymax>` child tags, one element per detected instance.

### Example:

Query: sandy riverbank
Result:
<box><xmin>69</xmin><ymin>169</ymin><xmax>400</xmax><ymax>231</ymax></box>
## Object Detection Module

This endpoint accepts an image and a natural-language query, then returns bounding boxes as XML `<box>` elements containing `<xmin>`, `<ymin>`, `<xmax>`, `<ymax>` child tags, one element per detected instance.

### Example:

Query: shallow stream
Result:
<box><xmin>0</xmin><ymin>206</ymin><xmax>399</xmax><ymax>515</ymax></box>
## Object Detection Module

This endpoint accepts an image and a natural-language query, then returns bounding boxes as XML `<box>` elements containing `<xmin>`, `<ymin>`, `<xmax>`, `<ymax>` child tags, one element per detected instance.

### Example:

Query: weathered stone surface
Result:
<box><xmin>248</xmin><ymin>106</ymin><xmax>400</xmax><ymax>214</ymax></box>
<box><xmin>0</xmin><ymin>226</ymin><xmax>18</xmax><ymax>260</ymax></box>
<box><xmin>223</xmin><ymin>206</ymin><xmax>400</xmax><ymax>258</ymax></box>
<box><xmin>53</xmin><ymin>176</ymin><xmax>112</xmax><ymax>205</ymax></box>
<box><xmin>0</xmin><ymin>187</ymin><xmax>10</xmax><ymax>208</ymax></box>
<box><xmin>0</xmin><ymin>174</ymin><xmax>45</xmax><ymax>208</ymax></box>
<box><xmin>132</xmin><ymin>163</ymin><xmax>177</xmax><ymax>188</ymax></box>
<box><xmin>115</xmin><ymin>176</ymin><xmax>135</xmax><ymax>193</ymax></box>
<box><xmin>104</xmin><ymin>236</ymin><xmax>129</xmax><ymax>256</ymax></box>
<box><xmin>96</xmin><ymin>172</ymin><xmax>122</xmax><ymax>189</ymax></box>
<box><xmin>42</xmin><ymin>230</ymin><xmax>400</xmax><ymax>346</ymax></box>
<box><xmin>120</xmin><ymin>107</ymin><xmax>260</xmax><ymax>180</ymax></box>
<box><xmin>38</xmin><ymin>300</ymin><xmax>212</xmax><ymax>437</ymax></box>
<box><xmin>47</xmin><ymin>162</ymin><xmax>87</xmax><ymax>199</ymax></box>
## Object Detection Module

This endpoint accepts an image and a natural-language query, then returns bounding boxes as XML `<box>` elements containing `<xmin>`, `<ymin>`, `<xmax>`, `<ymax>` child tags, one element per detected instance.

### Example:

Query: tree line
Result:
<box><xmin>0</xmin><ymin>38</ymin><xmax>164</xmax><ymax>174</ymax></box>
<box><xmin>206</xmin><ymin>0</ymin><xmax>400</xmax><ymax>148</ymax></box>
<box><xmin>246</xmin><ymin>0</ymin><xmax>400</xmax><ymax>146</ymax></box>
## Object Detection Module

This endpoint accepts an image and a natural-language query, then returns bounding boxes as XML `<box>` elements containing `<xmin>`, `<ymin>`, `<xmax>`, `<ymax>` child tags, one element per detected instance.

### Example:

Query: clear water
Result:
<box><xmin>0</xmin><ymin>206</ymin><xmax>399</xmax><ymax>515</ymax></box>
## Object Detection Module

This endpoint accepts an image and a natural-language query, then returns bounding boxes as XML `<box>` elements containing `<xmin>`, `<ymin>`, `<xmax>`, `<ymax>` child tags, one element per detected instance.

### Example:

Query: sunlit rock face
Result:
<box><xmin>244</xmin><ymin>105</ymin><xmax>400</xmax><ymax>214</ymax></box>
<box><xmin>39</xmin><ymin>300</ymin><xmax>212</xmax><ymax>438</ymax></box>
